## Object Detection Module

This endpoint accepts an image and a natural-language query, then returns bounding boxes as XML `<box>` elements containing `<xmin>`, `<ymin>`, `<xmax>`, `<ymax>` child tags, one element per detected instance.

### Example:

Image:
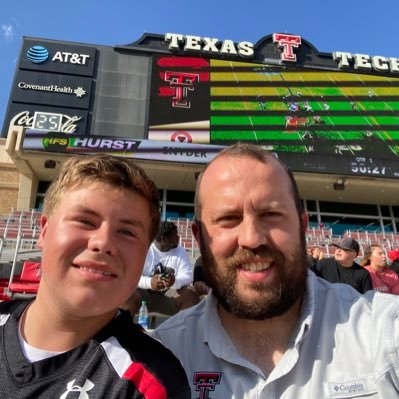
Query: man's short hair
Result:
<box><xmin>43</xmin><ymin>154</ymin><xmax>160</xmax><ymax>242</ymax></box>
<box><xmin>194</xmin><ymin>143</ymin><xmax>303</xmax><ymax>221</ymax></box>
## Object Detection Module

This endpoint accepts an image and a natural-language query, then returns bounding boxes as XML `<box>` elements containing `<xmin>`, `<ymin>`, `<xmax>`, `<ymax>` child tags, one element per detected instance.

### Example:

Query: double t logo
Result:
<box><xmin>193</xmin><ymin>372</ymin><xmax>221</xmax><ymax>399</ymax></box>
<box><xmin>273</xmin><ymin>33</ymin><xmax>302</xmax><ymax>62</ymax></box>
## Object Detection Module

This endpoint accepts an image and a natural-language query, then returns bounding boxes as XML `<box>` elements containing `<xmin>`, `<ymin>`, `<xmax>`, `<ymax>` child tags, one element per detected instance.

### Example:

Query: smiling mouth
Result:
<box><xmin>241</xmin><ymin>262</ymin><xmax>271</xmax><ymax>272</ymax></box>
<box><xmin>74</xmin><ymin>265</ymin><xmax>117</xmax><ymax>277</ymax></box>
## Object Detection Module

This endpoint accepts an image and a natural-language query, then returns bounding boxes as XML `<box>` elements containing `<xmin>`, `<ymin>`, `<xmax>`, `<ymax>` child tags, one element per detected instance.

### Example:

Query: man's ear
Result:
<box><xmin>37</xmin><ymin>214</ymin><xmax>48</xmax><ymax>249</ymax></box>
<box><xmin>192</xmin><ymin>219</ymin><xmax>201</xmax><ymax>247</ymax></box>
<box><xmin>301</xmin><ymin>213</ymin><xmax>309</xmax><ymax>233</ymax></box>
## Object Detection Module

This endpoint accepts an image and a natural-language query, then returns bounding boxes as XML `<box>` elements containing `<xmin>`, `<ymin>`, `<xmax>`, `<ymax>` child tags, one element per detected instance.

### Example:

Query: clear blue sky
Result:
<box><xmin>1</xmin><ymin>0</ymin><xmax>397</xmax><ymax>127</ymax></box>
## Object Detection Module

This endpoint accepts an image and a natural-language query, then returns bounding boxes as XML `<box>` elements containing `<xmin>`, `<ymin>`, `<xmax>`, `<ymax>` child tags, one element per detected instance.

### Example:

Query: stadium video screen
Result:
<box><xmin>149</xmin><ymin>56</ymin><xmax>399</xmax><ymax>168</ymax></box>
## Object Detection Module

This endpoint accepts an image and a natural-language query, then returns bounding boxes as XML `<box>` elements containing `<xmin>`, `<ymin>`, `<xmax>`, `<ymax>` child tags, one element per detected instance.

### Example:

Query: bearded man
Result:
<box><xmin>153</xmin><ymin>143</ymin><xmax>399</xmax><ymax>399</ymax></box>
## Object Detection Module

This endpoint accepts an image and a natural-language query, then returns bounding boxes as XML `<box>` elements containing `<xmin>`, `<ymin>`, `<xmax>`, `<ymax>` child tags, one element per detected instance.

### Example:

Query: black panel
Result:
<box><xmin>19</xmin><ymin>39</ymin><xmax>96</xmax><ymax>77</ymax></box>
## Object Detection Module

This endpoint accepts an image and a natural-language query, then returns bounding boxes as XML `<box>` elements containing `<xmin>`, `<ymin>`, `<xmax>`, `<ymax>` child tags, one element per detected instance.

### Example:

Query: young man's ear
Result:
<box><xmin>37</xmin><ymin>214</ymin><xmax>48</xmax><ymax>249</ymax></box>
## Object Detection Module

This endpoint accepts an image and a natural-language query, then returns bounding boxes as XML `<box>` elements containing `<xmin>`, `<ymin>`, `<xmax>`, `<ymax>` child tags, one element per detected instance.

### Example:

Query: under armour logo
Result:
<box><xmin>60</xmin><ymin>379</ymin><xmax>94</xmax><ymax>399</ymax></box>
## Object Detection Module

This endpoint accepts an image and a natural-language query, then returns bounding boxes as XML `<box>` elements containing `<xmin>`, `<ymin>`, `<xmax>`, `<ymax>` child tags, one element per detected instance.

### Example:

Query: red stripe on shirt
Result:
<box><xmin>123</xmin><ymin>362</ymin><xmax>167</xmax><ymax>399</ymax></box>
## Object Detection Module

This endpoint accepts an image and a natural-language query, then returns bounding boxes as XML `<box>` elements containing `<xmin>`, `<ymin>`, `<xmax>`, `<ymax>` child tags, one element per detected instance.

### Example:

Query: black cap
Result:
<box><xmin>331</xmin><ymin>237</ymin><xmax>360</xmax><ymax>256</ymax></box>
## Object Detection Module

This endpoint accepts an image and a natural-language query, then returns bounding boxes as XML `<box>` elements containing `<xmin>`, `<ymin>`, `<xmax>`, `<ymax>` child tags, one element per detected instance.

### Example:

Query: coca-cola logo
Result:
<box><xmin>9</xmin><ymin>111</ymin><xmax>82</xmax><ymax>133</ymax></box>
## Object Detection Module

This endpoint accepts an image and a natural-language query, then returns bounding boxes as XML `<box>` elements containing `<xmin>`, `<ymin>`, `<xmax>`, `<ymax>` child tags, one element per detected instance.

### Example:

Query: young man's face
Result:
<box><xmin>37</xmin><ymin>182</ymin><xmax>152</xmax><ymax>318</ymax></box>
<box><xmin>193</xmin><ymin>155</ymin><xmax>308</xmax><ymax>320</ymax></box>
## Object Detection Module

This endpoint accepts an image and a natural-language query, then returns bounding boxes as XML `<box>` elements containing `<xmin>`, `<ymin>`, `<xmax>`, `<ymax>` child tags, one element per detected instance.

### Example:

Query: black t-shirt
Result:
<box><xmin>0</xmin><ymin>299</ymin><xmax>191</xmax><ymax>399</ymax></box>
<box><xmin>313</xmin><ymin>257</ymin><xmax>373</xmax><ymax>294</ymax></box>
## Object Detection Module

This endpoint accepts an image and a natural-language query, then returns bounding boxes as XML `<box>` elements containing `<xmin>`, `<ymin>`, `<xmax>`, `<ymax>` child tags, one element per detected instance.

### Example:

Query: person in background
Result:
<box><xmin>388</xmin><ymin>249</ymin><xmax>399</xmax><ymax>275</ymax></box>
<box><xmin>361</xmin><ymin>245</ymin><xmax>399</xmax><ymax>294</ymax></box>
<box><xmin>306</xmin><ymin>246</ymin><xmax>324</xmax><ymax>268</ymax></box>
<box><xmin>0</xmin><ymin>154</ymin><xmax>190</xmax><ymax>399</ymax></box>
<box><xmin>312</xmin><ymin>237</ymin><xmax>373</xmax><ymax>293</ymax></box>
<box><xmin>124</xmin><ymin>221</ymin><xmax>199</xmax><ymax>317</ymax></box>
<box><xmin>153</xmin><ymin>143</ymin><xmax>399</xmax><ymax>398</ymax></box>
<box><xmin>192</xmin><ymin>255</ymin><xmax>211</xmax><ymax>300</ymax></box>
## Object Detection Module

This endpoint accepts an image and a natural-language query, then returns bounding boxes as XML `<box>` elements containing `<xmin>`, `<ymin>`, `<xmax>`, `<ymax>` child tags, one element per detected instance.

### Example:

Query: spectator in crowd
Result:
<box><xmin>389</xmin><ymin>249</ymin><xmax>399</xmax><ymax>275</ymax></box>
<box><xmin>306</xmin><ymin>246</ymin><xmax>324</xmax><ymax>268</ymax></box>
<box><xmin>360</xmin><ymin>244</ymin><xmax>399</xmax><ymax>294</ymax></box>
<box><xmin>0</xmin><ymin>155</ymin><xmax>190</xmax><ymax>398</ymax></box>
<box><xmin>193</xmin><ymin>255</ymin><xmax>210</xmax><ymax>300</ymax></box>
<box><xmin>124</xmin><ymin>221</ymin><xmax>199</xmax><ymax>317</ymax></box>
<box><xmin>312</xmin><ymin>237</ymin><xmax>373</xmax><ymax>293</ymax></box>
<box><xmin>153</xmin><ymin>143</ymin><xmax>399</xmax><ymax>398</ymax></box>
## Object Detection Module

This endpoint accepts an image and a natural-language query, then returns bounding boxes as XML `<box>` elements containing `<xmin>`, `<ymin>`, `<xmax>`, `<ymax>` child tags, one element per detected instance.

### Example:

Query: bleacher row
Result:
<box><xmin>0</xmin><ymin>212</ymin><xmax>398</xmax><ymax>301</ymax></box>
<box><xmin>0</xmin><ymin>208</ymin><xmax>42</xmax><ymax>240</ymax></box>
<box><xmin>305</xmin><ymin>226</ymin><xmax>399</xmax><ymax>258</ymax></box>
<box><xmin>171</xmin><ymin>219</ymin><xmax>399</xmax><ymax>260</ymax></box>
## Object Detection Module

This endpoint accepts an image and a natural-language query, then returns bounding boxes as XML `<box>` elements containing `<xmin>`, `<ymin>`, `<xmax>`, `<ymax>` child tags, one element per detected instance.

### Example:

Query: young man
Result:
<box><xmin>153</xmin><ymin>143</ymin><xmax>399</xmax><ymax>398</ymax></box>
<box><xmin>124</xmin><ymin>221</ymin><xmax>199</xmax><ymax>317</ymax></box>
<box><xmin>312</xmin><ymin>237</ymin><xmax>373</xmax><ymax>294</ymax></box>
<box><xmin>0</xmin><ymin>155</ymin><xmax>190</xmax><ymax>398</ymax></box>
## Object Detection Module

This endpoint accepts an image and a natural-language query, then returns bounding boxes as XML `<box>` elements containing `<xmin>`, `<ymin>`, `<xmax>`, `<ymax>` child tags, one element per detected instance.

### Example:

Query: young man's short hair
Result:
<box><xmin>43</xmin><ymin>154</ymin><xmax>160</xmax><ymax>242</ymax></box>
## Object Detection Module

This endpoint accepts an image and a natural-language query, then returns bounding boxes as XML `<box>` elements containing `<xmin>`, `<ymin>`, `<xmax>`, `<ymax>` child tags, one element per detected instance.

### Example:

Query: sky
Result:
<box><xmin>1</xmin><ymin>0</ymin><xmax>398</xmax><ymax>128</ymax></box>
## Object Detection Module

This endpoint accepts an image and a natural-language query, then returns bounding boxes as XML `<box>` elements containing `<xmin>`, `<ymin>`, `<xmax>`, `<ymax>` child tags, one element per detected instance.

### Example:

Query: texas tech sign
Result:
<box><xmin>146</xmin><ymin>32</ymin><xmax>399</xmax><ymax>74</ymax></box>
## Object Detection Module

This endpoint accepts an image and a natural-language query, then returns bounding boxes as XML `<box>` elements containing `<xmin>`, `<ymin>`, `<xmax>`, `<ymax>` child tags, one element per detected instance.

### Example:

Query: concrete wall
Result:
<box><xmin>0</xmin><ymin>139</ymin><xmax>19</xmax><ymax>214</ymax></box>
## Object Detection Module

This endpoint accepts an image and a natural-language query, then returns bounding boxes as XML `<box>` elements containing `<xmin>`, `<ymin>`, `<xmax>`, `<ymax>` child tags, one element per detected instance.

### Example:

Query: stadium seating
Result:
<box><xmin>167</xmin><ymin>217</ymin><xmax>399</xmax><ymax>261</ymax></box>
<box><xmin>0</xmin><ymin>208</ymin><xmax>41</xmax><ymax>241</ymax></box>
<box><xmin>7</xmin><ymin>261</ymin><xmax>41</xmax><ymax>298</ymax></box>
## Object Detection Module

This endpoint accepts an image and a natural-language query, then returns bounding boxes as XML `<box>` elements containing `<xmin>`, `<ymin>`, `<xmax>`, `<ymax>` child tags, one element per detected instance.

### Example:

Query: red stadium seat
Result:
<box><xmin>8</xmin><ymin>261</ymin><xmax>41</xmax><ymax>296</ymax></box>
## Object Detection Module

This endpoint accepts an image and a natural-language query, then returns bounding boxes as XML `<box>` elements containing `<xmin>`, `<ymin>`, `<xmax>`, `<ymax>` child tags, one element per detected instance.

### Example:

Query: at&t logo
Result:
<box><xmin>26</xmin><ymin>45</ymin><xmax>90</xmax><ymax>65</ymax></box>
<box><xmin>26</xmin><ymin>46</ymin><xmax>49</xmax><ymax>63</ymax></box>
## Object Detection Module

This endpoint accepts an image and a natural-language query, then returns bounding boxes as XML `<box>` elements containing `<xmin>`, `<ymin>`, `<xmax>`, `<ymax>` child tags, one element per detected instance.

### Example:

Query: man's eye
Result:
<box><xmin>262</xmin><ymin>211</ymin><xmax>283</xmax><ymax>219</ymax></box>
<box><xmin>222</xmin><ymin>214</ymin><xmax>240</xmax><ymax>221</ymax></box>
<box><xmin>120</xmin><ymin>229</ymin><xmax>137</xmax><ymax>238</ymax></box>
<box><xmin>78</xmin><ymin>219</ymin><xmax>94</xmax><ymax>226</ymax></box>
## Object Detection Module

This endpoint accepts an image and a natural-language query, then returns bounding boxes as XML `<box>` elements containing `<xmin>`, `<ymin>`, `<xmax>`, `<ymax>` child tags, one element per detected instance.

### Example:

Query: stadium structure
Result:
<box><xmin>1</xmin><ymin>31</ymin><xmax>399</xmax><ymax>275</ymax></box>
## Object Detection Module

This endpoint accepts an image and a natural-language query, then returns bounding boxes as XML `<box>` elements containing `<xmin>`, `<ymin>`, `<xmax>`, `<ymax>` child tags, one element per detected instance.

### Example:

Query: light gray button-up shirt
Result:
<box><xmin>153</xmin><ymin>271</ymin><xmax>399</xmax><ymax>398</ymax></box>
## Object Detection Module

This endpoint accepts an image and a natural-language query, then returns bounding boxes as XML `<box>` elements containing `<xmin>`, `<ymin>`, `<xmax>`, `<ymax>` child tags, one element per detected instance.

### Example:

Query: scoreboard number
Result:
<box><xmin>33</xmin><ymin>112</ymin><xmax>62</xmax><ymax>132</ymax></box>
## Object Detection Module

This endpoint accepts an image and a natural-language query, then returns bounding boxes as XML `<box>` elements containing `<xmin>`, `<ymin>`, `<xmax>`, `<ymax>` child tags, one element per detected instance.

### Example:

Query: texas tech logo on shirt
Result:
<box><xmin>273</xmin><ymin>33</ymin><xmax>302</xmax><ymax>62</ymax></box>
<box><xmin>193</xmin><ymin>372</ymin><xmax>221</xmax><ymax>399</ymax></box>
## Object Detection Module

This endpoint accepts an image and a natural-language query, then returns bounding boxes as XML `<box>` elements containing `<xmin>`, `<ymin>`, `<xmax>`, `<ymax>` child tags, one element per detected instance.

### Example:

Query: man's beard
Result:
<box><xmin>198</xmin><ymin>227</ymin><xmax>308</xmax><ymax>320</ymax></box>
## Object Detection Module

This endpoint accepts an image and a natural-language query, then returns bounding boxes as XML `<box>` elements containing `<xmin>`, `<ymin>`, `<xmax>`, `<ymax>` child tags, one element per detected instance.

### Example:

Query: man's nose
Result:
<box><xmin>88</xmin><ymin>225</ymin><xmax>117</xmax><ymax>255</ymax></box>
<box><xmin>237</xmin><ymin>218</ymin><xmax>267</xmax><ymax>250</ymax></box>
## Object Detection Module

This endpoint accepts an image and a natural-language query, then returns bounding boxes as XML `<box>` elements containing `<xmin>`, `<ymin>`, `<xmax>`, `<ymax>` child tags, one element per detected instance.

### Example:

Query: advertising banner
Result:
<box><xmin>22</xmin><ymin>131</ymin><xmax>225</xmax><ymax>165</ymax></box>
<box><xmin>2</xmin><ymin>104</ymin><xmax>88</xmax><ymax>136</ymax></box>
<box><xmin>19</xmin><ymin>39</ymin><xmax>96</xmax><ymax>77</ymax></box>
<box><xmin>12</xmin><ymin>70</ymin><xmax>92</xmax><ymax>109</ymax></box>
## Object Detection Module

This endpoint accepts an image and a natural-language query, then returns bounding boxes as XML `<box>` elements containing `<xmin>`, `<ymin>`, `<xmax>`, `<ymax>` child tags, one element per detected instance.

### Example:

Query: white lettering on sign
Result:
<box><xmin>333</xmin><ymin>51</ymin><xmax>399</xmax><ymax>73</ymax></box>
<box><xmin>164</xmin><ymin>32</ymin><xmax>398</xmax><ymax>75</ymax></box>
<box><xmin>17</xmin><ymin>82</ymin><xmax>86</xmax><ymax>98</ymax></box>
<box><xmin>164</xmin><ymin>33</ymin><xmax>254</xmax><ymax>58</ymax></box>
<box><xmin>9</xmin><ymin>111</ymin><xmax>82</xmax><ymax>133</ymax></box>
<box><xmin>52</xmin><ymin>51</ymin><xmax>90</xmax><ymax>65</ymax></box>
